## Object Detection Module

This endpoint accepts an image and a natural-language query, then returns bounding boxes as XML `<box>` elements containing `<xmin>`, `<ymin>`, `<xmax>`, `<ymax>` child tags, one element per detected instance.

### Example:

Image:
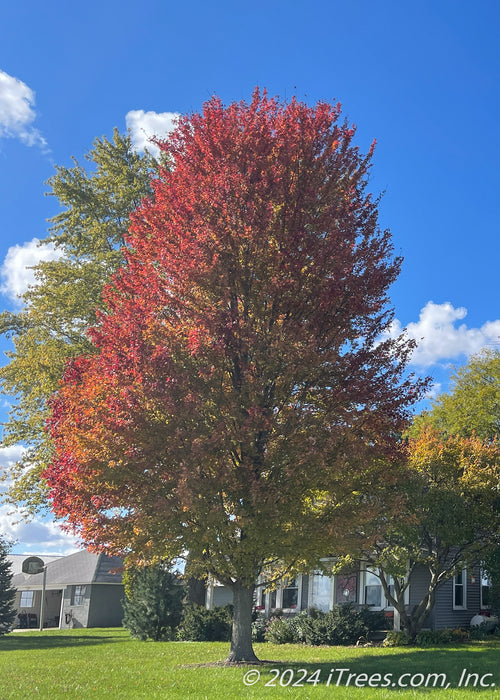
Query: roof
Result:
<box><xmin>10</xmin><ymin>550</ymin><xmax>123</xmax><ymax>588</ymax></box>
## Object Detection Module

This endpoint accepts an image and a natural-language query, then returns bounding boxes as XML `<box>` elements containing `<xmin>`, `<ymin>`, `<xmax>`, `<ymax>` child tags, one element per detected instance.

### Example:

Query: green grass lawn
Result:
<box><xmin>0</xmin><ymin>629</ymin><xmax>499</xmax><ymax>699</ymax></box>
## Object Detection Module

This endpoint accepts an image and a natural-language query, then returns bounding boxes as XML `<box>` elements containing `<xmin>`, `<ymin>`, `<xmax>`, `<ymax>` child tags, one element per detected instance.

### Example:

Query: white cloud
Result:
<box><xmin>125</xmin><ymin>109</ymin><xmax>180</xmax><ymax>155</ymax></box>
<box><xmin>0</xmin><ymin>237</ymin><xmax>62</xmax><ymax>304</ymax></box>
<box><xmin>0</xmin><ymin>446</ymin><xmax>79</xmax><ymax>555</ymax></box>
<box><xmin>0</xmin><ymin>445</ymin><xmax>26</xmax><ymax>489</ymax></box>
<box><xmin>0</xmin><ymin>505</ymin><xmax>79</xmax><ymax>555</ymax></box>
<box><xmin>387</xmin><ymin>301</ymin><xmax>500</xmax><ymax>367</ymax></box>
<box><xmin>0</xmin><ymin>69</ymin><xmax>47</xmax><ymax>149</ymax></box>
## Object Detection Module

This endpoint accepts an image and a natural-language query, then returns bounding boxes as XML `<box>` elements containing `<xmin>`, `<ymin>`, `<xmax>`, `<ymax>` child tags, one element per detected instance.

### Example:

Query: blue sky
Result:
<box><xmin>0</xmin><ymin>0</ymin><xmax>499</xmax><ymax>554</ymax></box>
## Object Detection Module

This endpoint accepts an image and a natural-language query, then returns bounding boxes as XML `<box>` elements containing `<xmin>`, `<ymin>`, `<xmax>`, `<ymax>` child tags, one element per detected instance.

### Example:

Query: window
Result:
<box><xmin>268</xmin><ymin>577</ymin><xmax>301</xmax><ymax>611</ymax></box>
<box><xmin>453</xmin><ymin>570</ymin><xmax>466</xmax><ymax>609</ymax></box>
<box><xmin>282</xmin><ymin>578</ymin><xmax>299</xmax><ymax>609</ymax></box>
<box><xmin>253</xmin><ymin>577</ymin><xmax>265</xmax><ymax>610</ymax></box>
<box><xmin>71</xmin><ymin>585</ymin><xmax>86</xmax><ymax>606</ymax></box>
<box><xmin>365</xmin><ymin>570</ymin><xmax>382</xmax><ymax>607</ymax></box>
<box><xmin>481</xmin><ymin>570</ymin><xmax>491</xmax><ymax>609</ymax></box>
<box><xmin>20</xmin><ymin>590</ymin><xmax>34</xmax><ymax>607</ymax></box>
<box><xmin>310</xmin><ymin>573</ymin><xmax>332</xmax><ymax>612</ymax></box>
<box><xmin>363</xmin><ymin>569</ymin><xmax>394</xmax><ymax>609</ymax></box>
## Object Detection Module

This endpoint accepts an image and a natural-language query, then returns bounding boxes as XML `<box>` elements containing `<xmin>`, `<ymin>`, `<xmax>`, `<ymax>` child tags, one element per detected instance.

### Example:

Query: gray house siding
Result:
<box><xmin>87</xmin><ymin>585</ymin><xmax>124</xmax><ymax>627</ymax></box>
<box><xmin>406</xmin><ymin>565</ymin><xmax>435</xmax><ymax>629</ymax></box>
<box><xmin>60</xmin><ymin>585</ymin><xmax>91</xmax><ymax>628</ymax></box>
<box><xmin>432</xmin><ymin>568</ymin><xmax>481</xmax><ymax>630</ymax></box>
<box><xmin>408</xmin><ymin>565</ymin><xmax>431</xmax><ymax>607</ymax></box>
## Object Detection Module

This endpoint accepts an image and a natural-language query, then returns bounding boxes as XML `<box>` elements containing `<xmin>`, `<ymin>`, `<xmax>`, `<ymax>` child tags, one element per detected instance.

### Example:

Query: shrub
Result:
<box><xmin>415</xmin><ymin>628</ymin><xmax>470</xmax><ymax>646</ymax></box>
<box><xmin>383</xmin><ymin>630</ymin><xmax>411</xmax><ymax>647</ymax></box>
<box><xmin>259</xmin><ymin>605</ymin><xmax>392</xmax><ymax>646</ymax></box>
<box><xmin>122</xmin><ymin>565</ymin><xmax>184</xmax><ymax>641</ymax></box>
<box><xmin>264</xmin><ymin>616</ymin><xmax>295</xmax><ymax>644</ymax></box>
<box><xmin>469</xmin><ymin>621</ymin><xmax>496</xmax><ymax>640</ymax></box>
<box><xmin>415</xmin><ymin>630</ymin><xmax>448</xmax><ymax>647</ymax></box>
<box><xmin>301</xmin><ymin>604</ymin><xmax>372</xmax><ymax>646</ymax></box>
<box><xmin>177</xmin><ymin>604</ymin><xmax>232</xmax><ymax>642</ymax></box>
<box><xmin>450</xmin><ymin>627</ymin><xmax>470</xmax><ymax>643</ymax></box>
<box><xmin>251</xmin><ymin>614</ymin><xmax>267</xmax><ymax>642</ymax></box>
<box><xmin>357</xmin><ymin>607</ymin><xmax>388</xmax><ymax>632</ymax></box>
<box><xmin>288</xmin><ymin>609</ymin><xmax>311</xmax><ymax>643</ymax></box>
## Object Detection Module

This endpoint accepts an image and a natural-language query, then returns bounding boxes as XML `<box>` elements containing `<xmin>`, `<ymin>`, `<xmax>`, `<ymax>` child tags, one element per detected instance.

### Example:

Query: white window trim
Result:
<box><xmin>308</xmin><ymin>571</ymin><xmax>334</xmax><ymax>612</ymax></box>
<box><xmin>19</xmin><ymin>590</ymin><xmax>35</xmax><ymax>608</ymax></box>
<box><xmin>281</xmin><ymin>576</ymin><xmax>302</xmax><ymax>612</ymax></box>
<box><xmin>453</xmin><ymin>569</ymin><xmax>467</xmax><ymax>610</ymax></box>
<box><xmin>360</xmin><ymin>568</ymin><xmax>409</xmax><ymax>610</ymax></box>
<box><xmin>267</xmin><ymin>576</ymin><xmax>303</xmax><ymax>613</ymax></box>
<box><xmin>480</xmin><ymin>568</ymin><xmax>491</xmax><ymax>610</ymax></box>
<box><xmin>71</xmin><ymin>585</ymin><xmax>86</xmax><ymax>606</ymax></box>
<box><xmin>254</xmin><ymin>575</ymin><xmax>266</xmax><ymax>611</ymax></box>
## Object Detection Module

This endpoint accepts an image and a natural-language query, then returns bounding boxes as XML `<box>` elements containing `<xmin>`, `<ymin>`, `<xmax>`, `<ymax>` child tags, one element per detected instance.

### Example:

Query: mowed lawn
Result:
<box><xmin>0</xmin><ymin>629</ymin><xmax>499</xmax><ymax>699</ymax></box>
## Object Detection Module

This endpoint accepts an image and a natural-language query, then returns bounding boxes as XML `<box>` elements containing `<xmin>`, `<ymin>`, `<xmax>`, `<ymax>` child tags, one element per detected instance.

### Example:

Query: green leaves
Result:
<box><xmin>0</xmin><ymin>129</ymin><xmax>155</xmax><ymax>512</ymax></box>
<box><xmin>413</xmin><ymin>348</ymin><xmax>500</xmax><ymax>441</ymax></box>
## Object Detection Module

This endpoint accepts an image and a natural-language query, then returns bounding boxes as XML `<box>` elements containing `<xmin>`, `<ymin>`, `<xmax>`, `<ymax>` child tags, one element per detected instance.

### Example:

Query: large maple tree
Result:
<box><xmin>45</xmin><ymin>90</ymin><xmax>424</xmax><ymax>661</ymax></box>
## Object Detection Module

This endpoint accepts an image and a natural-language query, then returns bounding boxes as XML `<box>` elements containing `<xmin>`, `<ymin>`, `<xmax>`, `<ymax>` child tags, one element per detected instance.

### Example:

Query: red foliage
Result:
<box><xmin>45</xmin><ymin>90</ymin><xmax>425</xmax><ymax>573</ymax></box>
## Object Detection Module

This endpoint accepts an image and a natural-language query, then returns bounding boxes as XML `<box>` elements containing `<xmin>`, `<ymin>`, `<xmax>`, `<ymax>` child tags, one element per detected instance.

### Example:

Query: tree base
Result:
<box><xmin>224</xmin><ymin>650</ymin><xmax>260</xmax><ymax>664</ymax></box>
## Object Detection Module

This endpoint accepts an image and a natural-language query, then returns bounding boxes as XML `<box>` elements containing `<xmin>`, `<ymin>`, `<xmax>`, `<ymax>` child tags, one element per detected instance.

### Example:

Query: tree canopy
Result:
<box><xmin>359</xmin><ymin>424</ymin><xmax>500</xmax><ymax>640</ymax></box>
<box><xmin>0</xmin><ymin>130</ymin><xmax>155</xmax><ymax>511</ymax></box>
<box><xmin>44</xmin><ymin>90</ymin><xmax>425</xmax><ymax>661</ymax></box>
<box><xmin>412</xmin><ymin>348</ymin><xmax>500</xmax><ymax>440</ymax></box>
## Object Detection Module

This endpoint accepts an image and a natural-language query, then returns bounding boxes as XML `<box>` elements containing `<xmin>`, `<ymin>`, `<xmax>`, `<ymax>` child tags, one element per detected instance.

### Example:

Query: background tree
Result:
<box><xmin>412</xmin><ymin>348</ymin><xmax>500</xmax><ymax>440</ymax></box>
<box><xmin>0</xmin><ymin>130</ymin><xmax>155</xmax><ymax>512</ymax></box>
<box><xmin>0</xmin><ymin>536</ymin><xmax>16</xmax><ymax>636</ymax></box>
<box><xmin>44</xmin><ymin>90</ymin><xmax>425</xmax><ymax>662</ymax></box>
<box><xmin>358</xmin><ymin>425</ymin><xmax>500</xmax><ymax>641</ymax></box>
<box><xmin>122</xmin><ymin>564</ymin><xmax>184</xmax><ymax>641</ymax></box>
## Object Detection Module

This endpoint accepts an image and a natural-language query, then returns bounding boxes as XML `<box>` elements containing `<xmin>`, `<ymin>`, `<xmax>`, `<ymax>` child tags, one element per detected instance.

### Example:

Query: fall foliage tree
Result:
<box><xmin>0</xmin><ymin>130</ymin><xmax>155</xmax><ymax>511</ymax></box>
<box><xmin>358</xmin><ymin>426</ymin><xmax>500</xmax><ymax>640</ymax></box>
<box><xmin>44</xmin><ymin>90</ymin><xmax>425</xmax><ymax>662</ymax></box>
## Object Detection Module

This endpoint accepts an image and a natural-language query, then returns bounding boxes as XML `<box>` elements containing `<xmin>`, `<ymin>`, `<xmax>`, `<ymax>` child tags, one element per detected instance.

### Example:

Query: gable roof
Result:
<box><xmin>10</xmin><ymin>550</ymin><xmax>123</xmax><ymax>588</ymax></box>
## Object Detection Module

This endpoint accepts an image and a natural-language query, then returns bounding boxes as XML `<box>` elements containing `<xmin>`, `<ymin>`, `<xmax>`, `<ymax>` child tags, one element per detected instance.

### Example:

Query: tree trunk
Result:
<box><xmin>225</xmin><ymin>582</ymin><xmax>259</xmax><ymax>663</ymax></box>
<box><xmin>399</xmin><ymin>587</ymin><xmax>437</xmax><ymax>642</ymax></box>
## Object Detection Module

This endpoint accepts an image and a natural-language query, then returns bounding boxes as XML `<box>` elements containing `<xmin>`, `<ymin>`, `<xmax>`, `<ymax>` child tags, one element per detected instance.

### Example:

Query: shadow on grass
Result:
<box><xmin>251</xmin><ymin>643</ymin><xmax>500</xmax><ymax>692</ymax></box>
<box><xmin>0</xmin><ymin>632</ymin><xmax>125</xmax><ymax>652</ymax></box>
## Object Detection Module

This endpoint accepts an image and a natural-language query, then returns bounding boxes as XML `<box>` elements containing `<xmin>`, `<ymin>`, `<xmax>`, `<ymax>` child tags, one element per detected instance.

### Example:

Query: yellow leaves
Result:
<box><xmin>408</xmin><ymin>425</ymin><xmax>500</xmax><ymax>504</ymax></box>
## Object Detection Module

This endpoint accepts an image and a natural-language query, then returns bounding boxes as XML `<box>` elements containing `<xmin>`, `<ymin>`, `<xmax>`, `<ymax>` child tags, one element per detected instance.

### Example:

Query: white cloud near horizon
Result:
<box><xmin>125</xmin><ymin>109</ymin><xmax>180</xmax><ymax>156</ymax></box>
<box><xmin>0</xmin><ymin>237</ymin><xmax>62</xmax><ymax>304</ymax></box>
<box><xmin>388</xmin><ymin>301</ymin><xmax>500</xmax><ymax>367</ymax></box>
<box><xmin>0</xmin><ymin>69</ymin><xmax>47</xmax><ymax>150</ymax></box>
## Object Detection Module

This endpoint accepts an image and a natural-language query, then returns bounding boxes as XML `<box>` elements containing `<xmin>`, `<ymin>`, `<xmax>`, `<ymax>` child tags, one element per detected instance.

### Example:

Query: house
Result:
<box><xmin>9</xmin><ymin>550</ymin><xmax>124</xmax><ymax>629</ymax></box>
<box><xmin>206</xmin><ymin>561</ymin><xmax>494</xmax><ymax>631</ymax></box>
